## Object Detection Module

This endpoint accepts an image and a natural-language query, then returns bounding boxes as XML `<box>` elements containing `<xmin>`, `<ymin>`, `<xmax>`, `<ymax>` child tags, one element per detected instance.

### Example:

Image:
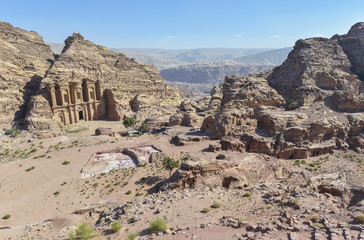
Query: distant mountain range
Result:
<box><xmin>48</xmin><ymin>43</ymin><xmax>292</xmax><ymax>98</ymax></box>
<box><xmin>49</xmin><ymin>43</ymin><xmax>291</xmax><ymax>69</ymax></box>
<box><xmin>160</xmin><ymin>61</ymin><xmax>273</xmax><ymax>85</ymax></box>
<box><xmin>111</xmin><ymin>48</ymin><xmax>275</xmax><ymax>69</ymax></box>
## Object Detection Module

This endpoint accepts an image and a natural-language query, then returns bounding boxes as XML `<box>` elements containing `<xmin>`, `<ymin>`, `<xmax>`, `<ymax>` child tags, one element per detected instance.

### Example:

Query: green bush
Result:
<box><xmin>69</xmin><ymin>222</ymin><xmax>98</xmax><ymax>240</ymax></box>
<box><xmin>62</xmin><ymin>161</ymin><xmax>71</xmax><ymax>165</ymax></box>
<box><xmin>243</xmin><ymin>192</ymin><xmax>252</xmax><ymax>197</ymax></box>
<box><xmin>311</xmin><ymin>214</ymin><xmax>321</xmax><ymax>222</ymax></box>
<box><xmin>111</xmin><ymin>221</ymin><xmax>122</xmax><ymax>233</ymax></box>
<box><xmin>354</xmin><ymin>214</ymin><xmax>364</xmax><ymax>224</ymax></box>
<box><xmin>140</xmin><ymin>122</ymin><xmax>150</xmax><ymax>133</ymax></box>
<box><xmin>202</xmin><ymin>207</ymin><xmax>211</xmax><ymax>213</ymax></box>
<box><xmin>2</xmin><ymin>214</ymin><xmax>11</xmax><ymax>220</ymax></box>
<box><xmin>123</xmin><ymin>115</ymin><xmax>137</xmax><ymax>129</ymax></box>
<box><xmin>26</xmin><ymin>166</ymin><xmax>35</xmax><ymax>172</ymax></box>
<box><xmin>125</xmin><ymin>232</ymin><xmax>138</xmax><ymax>240</ymax></box>
<box><xmin>126</xmin><ymin>190</ymin><xmax>132</xmax><ymax>195</ymax></box>
<box><xmin>162</xmin><ymin>156</ymin><xmax>180</xmax><ymax>176</ymax></box>
<box><xmin>2</xmin><ymin>127</ymin><xmax>21</xmax><ymax>136</ymax></box>
<box><xmin>149</xmin><ymin>218</ymin><xmax>167</xmax><ymax>233</ymax></box>
<box><xmin>211</xmin><ymin>202</ymin><xmax>222</xmax><ymax>208</ymax></box>
<box><xmin>312</xmin><ymin>222</ymin><xmax>325</xmax><ymax>228</ymax></box>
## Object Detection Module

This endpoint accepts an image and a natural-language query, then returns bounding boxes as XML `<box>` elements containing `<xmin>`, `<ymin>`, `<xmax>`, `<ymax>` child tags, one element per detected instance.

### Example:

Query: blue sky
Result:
<box><xmin>1</xmin><ymin>0</ymin><xmax>364</xmax><ymax>49</ymax></box>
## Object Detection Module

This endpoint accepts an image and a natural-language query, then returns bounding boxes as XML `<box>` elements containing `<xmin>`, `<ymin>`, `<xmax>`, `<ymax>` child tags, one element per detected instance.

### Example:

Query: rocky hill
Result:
<box><xmin>159</xmin><ymin>61</ymin><xmax>273</xmax><ymax>85</ymax></box>
<box><xmin>202</xmin><ymin>23</ymin><xmax>364</xmax><ymax>157</ymax></box>
<box><xmin>0</xmin><ymin>21</ymin><xmax>54</xmax><ymax>122</ymax></box>
<box><xmin>0</xmin><ymin>21</ymin><xmax>184</xmax><ymax>135</ymax></box>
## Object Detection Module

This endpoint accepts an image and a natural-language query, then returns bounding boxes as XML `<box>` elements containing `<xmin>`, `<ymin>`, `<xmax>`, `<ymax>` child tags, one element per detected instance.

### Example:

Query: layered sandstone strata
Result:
<box><xmin>202</xmin><ymin>23</ymin><xmax>364</xmax><ymax>157</ymax></box>
<box><xmin>0</xmin><ymin>21</ymin><xmax>54</xmax><ymax>122</ymax></box>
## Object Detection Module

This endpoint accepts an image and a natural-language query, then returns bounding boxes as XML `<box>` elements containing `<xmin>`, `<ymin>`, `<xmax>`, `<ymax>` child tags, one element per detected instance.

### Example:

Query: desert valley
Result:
<box><xmin>0</xmin><ymin>15</ymin><xmax>363</xmax><ymax>240</ymax></box>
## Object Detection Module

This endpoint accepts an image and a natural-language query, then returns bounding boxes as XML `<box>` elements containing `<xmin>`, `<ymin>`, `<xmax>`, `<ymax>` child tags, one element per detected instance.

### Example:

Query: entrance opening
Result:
<box><xmin>79</xmin><ymin>111</ymin><xmax>84</xmax><ymax>120</ymax></box>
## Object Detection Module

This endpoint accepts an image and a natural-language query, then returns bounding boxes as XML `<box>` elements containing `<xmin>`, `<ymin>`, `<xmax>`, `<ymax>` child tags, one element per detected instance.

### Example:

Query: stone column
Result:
<box><xmin>73</xmin><ymin>83</ymin><xmax>82</xmax><ymax>104</ymax></box>
<box><xmin>48</xmin><ymin>85</ymin><xmax>57</xmax><ymax>107</ymax></box>
<box><xmin>60</xmin><ymin>85</ymin><xmax>70</xmax><ymax>106</ymax></box>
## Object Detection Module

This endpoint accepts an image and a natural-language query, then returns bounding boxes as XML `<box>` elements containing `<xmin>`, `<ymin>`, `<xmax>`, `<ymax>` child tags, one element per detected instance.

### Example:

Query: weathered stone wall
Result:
<box><xmin>0</xmin><ymin>21</ymin><xmax>54</xmax><ymax>121</ymax></box>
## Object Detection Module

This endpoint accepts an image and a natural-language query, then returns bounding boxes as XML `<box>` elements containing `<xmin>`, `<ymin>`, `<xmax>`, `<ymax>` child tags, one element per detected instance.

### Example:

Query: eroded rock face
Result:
<box><xmin>24</xmin><ymin>95</ymin><xmax>62</xmax><ymax>138</ymax></box>
<box><xmin>168</xmin><ymin>101</ymin><xmax>201</xmax><ymax>127</ymax></box>
<box><xmin>339</xmin><ymin>22</ymin><xmax>364</xmax><ymax>77</ymax></box>
<box><xmin>42</xmin><ymin>32</ymin><xmax>184</xmax><ymax>120</ymax></box>
<box><xmin>202</xmin><ymin>23</ymin><xmax>364</xmax><ymax>157</ymax></box>
<box><xmin>157</xmin><ymin>155</ymin><xmax>281</xmax><ymax>190</ymax></box>
<box><xmin>0</xmin><ymin>21</ymin><xmax>54</xmax><ymax>121</ymax></box>
<box><xmin>268</xmin><ymin>37</ymin><xmax>361</xmax><ymax>109</ymax></box>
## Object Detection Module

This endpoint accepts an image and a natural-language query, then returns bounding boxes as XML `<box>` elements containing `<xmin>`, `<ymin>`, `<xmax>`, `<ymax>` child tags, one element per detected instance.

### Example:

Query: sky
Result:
<box><xmin>1</xmin><ymin>0</ymin><xmax>364</xmax><ymax>49</ymax></box>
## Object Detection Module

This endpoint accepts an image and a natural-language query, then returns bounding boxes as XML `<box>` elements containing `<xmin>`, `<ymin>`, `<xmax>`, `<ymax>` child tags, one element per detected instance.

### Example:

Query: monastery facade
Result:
<box><xmin>46</xmin><ymin>79</ymin><xmax>105</xmax><ymax>126</ymax></box>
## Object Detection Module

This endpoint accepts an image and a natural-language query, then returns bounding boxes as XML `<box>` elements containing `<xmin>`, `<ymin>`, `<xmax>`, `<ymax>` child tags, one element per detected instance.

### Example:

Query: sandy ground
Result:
<box><xmin>0</xmin><ymin>121</ymin><xmax>219</xmax><ymax>239</ymax></box>
<box><xmin>0</xmin><ymin>120</ymin><xmax>363</xmax><ymax>240</ymax></box>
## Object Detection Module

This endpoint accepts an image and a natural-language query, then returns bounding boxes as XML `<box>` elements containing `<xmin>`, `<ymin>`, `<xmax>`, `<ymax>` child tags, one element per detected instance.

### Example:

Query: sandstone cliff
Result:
<box><xmin>0</xmin><ymin>21</ymin><xmax>54</xmax><ymax>122</ymax></box>
<box><xmin>202</xmin><ymin>23</ymin><xmax>364</xmax><ymax>157</ymax></box>
<box><xmin>42</xmin><ymin>32</ymin><xmax>183</xmax><ymax>121</ymax></box>
<box><xmin>160</xmin><ymin>61</ymin><xmax>273</xmax><ymax>85</ymax></box>
<box><xmin>0</xmin><ymin>20</ymin><xmax>184</xmax><ymax>135</ymax></box>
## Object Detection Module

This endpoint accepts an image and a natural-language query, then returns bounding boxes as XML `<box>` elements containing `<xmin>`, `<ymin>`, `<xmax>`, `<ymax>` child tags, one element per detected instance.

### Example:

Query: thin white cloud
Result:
<box><xmin>158</xmin><ymin>36</ymin><xmax>176</xmax><ymax>46</ymax></box>
<box><xmin>313</xmin><ymin>33</ymin><xmax>326</xmax><ymax>38</ymax></box>
<box><xmin>269</xmin><ymin>34</ymin><xmax>281</xmax><ymax>39</ymax></box>
<box><xmin>235</xmin><ymin>33</ymin><xmax>243</xmax><ymax>37</ymax></box>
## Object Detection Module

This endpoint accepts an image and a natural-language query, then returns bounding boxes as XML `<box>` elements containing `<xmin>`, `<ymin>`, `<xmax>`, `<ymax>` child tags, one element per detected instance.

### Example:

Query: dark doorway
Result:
<box><xmin>79</xmin><ymin>111</ymin><xmax>84</xmax><ymax>120</ymax></box>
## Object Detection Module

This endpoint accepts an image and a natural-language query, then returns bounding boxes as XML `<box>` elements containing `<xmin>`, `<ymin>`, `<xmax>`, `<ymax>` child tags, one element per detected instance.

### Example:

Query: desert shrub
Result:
<box><xmin>140</xmin><ymin>122</ymin><xmax>150</xmax><ymax>133</ymax></box>
<box><xmin>243</xmin><ymin>192</ymin><xmax>252</xmax><ymax>197</ymax></box>
<box><xmin>53</xmin><ymin>191</ymin><xmax>60</xmax><ymax>196</ymax></box>
<box><xmin>111</xmin><ymin>221</ymin><xmax>122</xmax><ymax>233</ymax></box>
<box><xmin>2</xmin><ymin>214</ymin><xmax>11</xmax><ymax>220</ymax></box>
<box><xmin>211</xmin><ymin>202</ymin><xmax>222</xmax><ymax>208</ymax></box>
<box><xmin>312</xmin><ymin>222</ymin><xmax>325</xmax><ymax>228</ymax></box>
<box><xmin>3</xmin><ymin>127</ymin><xmax>21</xmax><ymax>136</ymax></box>
<box><xmin>311</xmin><ymin>214</ymin><xmax>321</xmax><ymax>222</ymax></box>
<box><xmin>64</xmin><ymin>126</ymin><xmax>89</xmax><ymax>134</ymax></box>
<box><xmin>62</xmin><ymin>161</ymin><xmax>71</xmax><ymax>165</ymax></box>
<box><xmin>68</xmin><ymin>222</ymin><xmax>98</xmax><ymax>240</ymax></box>
<box><xmin>234</xmin><ymin>216</ymin><xmax>245</xmax><ymax>222</ymax></box>
<box><xmin>125</xmin><ymin>232</ymin><xmax>138</xmax><ymax>240</ymax></box>
<box><xmin>162</xmin><ymin>156</ymin><xmax>180</xmax><ymax>176</ymax></box>
<box><xmin>123</xmin><ymin>115</ymin><xmax>137</xmax><ymax>129</ymax></box>
<box><xmin>26</xmin><ymin>166</ymin><xmax>35</xmax><ymax>172</ymax></box>
<box><xmin>149</xmin><ymin>218</ymin><xmax>167</xmax><ymax>233</ymax></box>
<box><xmin>126</xmin><ymin>190</ymin><xmax>132</xmax><ymax>195</ymax></box>
<box><xmin>135</xmin><ymin>192</ymin><xmax>143</xmax><ymax>196</ymax></box>
<box><xmin>202</xmin><ymin>207</ymin><xmax>211</xmax><ymax>213</ymax></box>
<box><xmin>354</xmin><ymin>214</ymin><xmax>364</xmax><ymax>224</ymax></box>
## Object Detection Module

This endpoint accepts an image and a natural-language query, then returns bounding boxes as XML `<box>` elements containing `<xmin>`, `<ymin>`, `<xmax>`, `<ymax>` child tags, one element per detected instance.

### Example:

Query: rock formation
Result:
<box><xmin>202</xmin><ymin>23</ymin><xmax>364</xmax><ymax>157</ymax></box>
<box><xmin>0</xmin><ymin>20</ymin><xmax>184</xmax><ymax>135</ymax></box>
<box><xmin>0</xmin><ymin>21</ymin><xmax>54</xmax><ymax>122</ymax></box>
<box><xmin>168</xmin><ymin>101</ymin><xmax>201</xmax><ymax>127</ymax></box>
<box><xmin>35</xmin><ymin>32</ymin><xmax>183</xmax><ymax>129</ymax></box>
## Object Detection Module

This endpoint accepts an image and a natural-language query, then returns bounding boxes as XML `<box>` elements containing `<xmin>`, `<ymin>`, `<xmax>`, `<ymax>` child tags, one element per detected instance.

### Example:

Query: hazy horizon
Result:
<box><xmin>1</xmin><ymin>0</ymin><xmax>364</xmax><ymax>49</ymax></box>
